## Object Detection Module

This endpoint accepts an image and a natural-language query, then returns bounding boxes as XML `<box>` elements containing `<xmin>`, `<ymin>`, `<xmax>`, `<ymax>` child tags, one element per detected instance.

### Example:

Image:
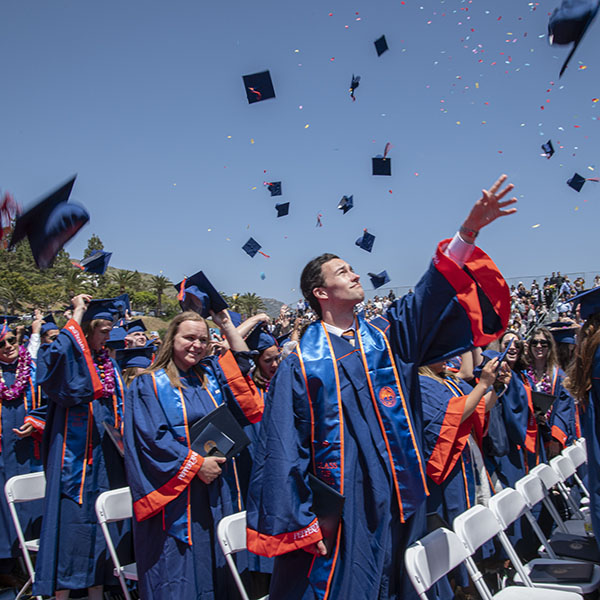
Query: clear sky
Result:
<box><xmin>1</xmin><ymin>0</ymin><xmax>599</xmax><ymax>303</ymax></box>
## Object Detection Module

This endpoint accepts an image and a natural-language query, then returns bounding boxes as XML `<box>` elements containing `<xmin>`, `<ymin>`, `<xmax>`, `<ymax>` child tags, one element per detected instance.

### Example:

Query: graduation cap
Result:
<box><xmin>266</xmin><ymin>181</ymin><xmax>282</xmax><ymax>197</ymax></box>
<box><xmin>368</xmin><ymin>270</ymin><xmax>390</xmax><ymax>289</ymax></box>
<box><xmin>374</xmin><ymin>35</ymin><xmax>389</xmax><ymax>56</ymax></box>
<box><xmin>9</xmin><ymin>176</ymin><xmax>90</xmax><ymax>270</ymax></box>
<box><xmin>173</xmin><ymin>270</ymin><xmax>229</xmax><ymax>318</ymax></box>
<box><xmin>242</xmin><ymin>237</ymin><xmax>264</xmax><ymax>258</ymax></box>
<box><xmin>246</xmin><ymin>323</ymin><xmax>278</xmax><ymax>353</ymax></box>
<box><xmin>541</xmin><ymin>140</ymin><xmax>555</xmax><ymax>158</ymax></box>
<box><xmin>372</xmin><ymin>143</ymin><xmax>392</xmax><ymax>176</ymax></box>
<box><xmin>105</xmin><ymin>326</ymin><xmax>127</xmax><ymax>350</ymax></box>
<box><xmin>116</xmin><ymin>345</ymin><xmax>155</xmax><ymax>370</ymax></box>
<box><xmin>123</xmin><ymin>319</ymin><xmax>146</xmax><ymax>334</ymax></box>
<box><xmin>349</xmin><ymin>74</ymin><xmax>361</xmax><ymax>101</ymax></box>
<box><xmin>79</xmin><ymin>250</ymin><xmax>112</xmax><ymax>275</ymax></box>
<box><xmin>242</xmin><ymin>70</ymin><xmax>276</xmax><ymax>104</ymax></box>
<box><xmin>548</xmin><ymin>321</ymin><xmax>579</xmax><ymax>344</ymax></box>
<box><xmin>228</xmin><ymin>310</ymin><xmax>242</xmax><ymax>327</ymax></box>
<box><xmin>355</xmin><ymin>229</ymin><xmax>375</xmax><ymax>253</ymax></box>
<box><xmin>0</xmin><ymin>316</ymin><xmax>19</xmax><ymax>342</ymax></box>
<box><xmin>82</xmin><ymin>294</ymin><xmax>130</xmax><ymax>323</ymax></box>
<box><xmin>275</xmin><ymin>202</ymin><xmax>289</xmax><ymax>217</ymax></box>
<box><xmin>548</xmin><ymin>0</ymin><xmax>600</xmax><ymax>77</ymax></box>
<box><xmin>337</xmin><ymin>195</ymin><xmax>353</xmax><ymax>214</ymax></box>
<box><xmin>40</xmin><ymin>314</ymin><xmax>59</xmax><ymax>336</ymax></box>
<box><xmin>570</xmin><ymin>287</ymin><xmax>600</xmax><ymax>319</ymax></box>
<box><xmin>568</xmin><ymin>172</ymin><xmax>586</xmax><ymax>191</ymax></box>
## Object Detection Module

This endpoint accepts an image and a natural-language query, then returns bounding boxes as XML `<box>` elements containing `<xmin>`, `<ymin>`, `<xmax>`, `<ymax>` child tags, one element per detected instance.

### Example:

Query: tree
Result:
<box><xmin>131</xmin><ymin>291</ymin><xmax>157</xmax><ymax>313</ymax></box>
<box><xmin>237</xmin><ymin>292</ymin><xmax>265</xmax><ymax>316</ymax></box>
<box><xmin>150</xmin><ymin>274</ymin><xmax>171</xmax><ymax>314</ymax></box>
<box><xmin>111</xmin><ymin>270</ymin><xmax>136</xmax><ymax>293</ymax></box>
<box><xmin>83</xmin><ymin>234</ymin><xmax>104</xmax><ymax>259</ymax></box>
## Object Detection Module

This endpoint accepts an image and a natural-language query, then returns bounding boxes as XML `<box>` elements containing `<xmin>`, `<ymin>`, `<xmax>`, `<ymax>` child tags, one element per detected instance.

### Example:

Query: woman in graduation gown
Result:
<box><xmin>124</xmin><ymin>310</ymin><xmax>264</xmax><ymax>600</ymax></box>
<box><xmin>33</xmin><ymin>294</ymin><xmax>129</xmax><ymax>599</ymax></box>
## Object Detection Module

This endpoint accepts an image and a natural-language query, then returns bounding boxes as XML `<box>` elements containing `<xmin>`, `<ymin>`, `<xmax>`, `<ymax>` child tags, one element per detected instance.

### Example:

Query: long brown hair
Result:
<box><xmin>141</xmin><ymin>311</ymin><xmax>210</xmax><ymax>388</ymax></box>
<box><xmin>526</xmin><ymin>327</ymin><xmax>558</xmax><ymax>373</ymax></box>
<box><xmin>565</xmin><ymin>313</ymin><xmax>600</xmax><ymax>405</ymax></box>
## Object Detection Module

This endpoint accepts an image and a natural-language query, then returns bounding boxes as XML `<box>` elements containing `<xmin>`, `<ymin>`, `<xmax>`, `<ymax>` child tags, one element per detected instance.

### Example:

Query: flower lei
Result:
<box><xmin>94</xmin><ymin>348</ymin><xmax>116</xmax><ymax>397</ymax></box>
<box><xmin>0</xmin><ymin>346</ymin><xmax>32</xmax><ymax>402</ymax></box>
<box><xmin>527</xmin><ymin>365</ymin><xmax>554</xmax><ymax>419</ymax></box>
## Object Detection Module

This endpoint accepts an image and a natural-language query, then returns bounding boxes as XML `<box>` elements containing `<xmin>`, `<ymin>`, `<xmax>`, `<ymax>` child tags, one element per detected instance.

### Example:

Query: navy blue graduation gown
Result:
<box><xmin>33</xmin><ymin>320</ymin><xmax>129</xmax><ymax>596</ymax></box>
<box><xmin>0</xmin><ymin>353</ymin><xmax>43</xmax><ymax>560</ymax></box>
<box><xmin>247</xmin><ymin>240</ymin><xmax>510</xmax><ymax>600</ymax></box>
<box><xmin>124</xmin><ymin>352</ymin><xmax>263</xmax><ymax>600</ymax></box>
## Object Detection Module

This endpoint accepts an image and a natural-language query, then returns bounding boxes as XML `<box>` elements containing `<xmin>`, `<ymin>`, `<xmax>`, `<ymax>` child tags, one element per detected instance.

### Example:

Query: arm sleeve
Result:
<box><xmin>123</xmin><ymin>375</ymin><xmax>203</xmax><ymax>522</ymax></box>
<box><xmin>246</xmin><ymin>355</ymin><xmax>323</xmax><ymax>557</ymax></box>
<box><xmin>27</xmin><ymin>333</ymin><xmax>41</xmax><ymax>359</ymax></box>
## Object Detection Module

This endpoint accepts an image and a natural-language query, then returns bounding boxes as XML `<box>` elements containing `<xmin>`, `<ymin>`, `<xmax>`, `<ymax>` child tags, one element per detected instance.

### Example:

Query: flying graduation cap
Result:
<box><xmin>275</xmin><ymin>202</ymin><xmax>289</xmax><ymax>217</ymax></box>
<box><xmin>567</xmin><ymin>172</ymin><xmax>599</xmax><ymax>191</ymax></box>
<box><xmin>9</xmin><ymin>176</ymin><xmax>90</xmax><ymax>270</ymax></box>
<box><xmin>337</xmin><ymin>195</ymin><xmax>353</xmax><ymax>214</ymax></box>
<box><xmin>541</xmin><ymin>140</ymin><xmax>555</xmax><ymax>159</ymax></box>
<box><xmin>266</xmin><ymin>181</ymin><xmax>282</xmax><ymax>196</ymax></box>
<box><xmin>372</xmin><ymin>143</ymin><xmax>392</xmax><ymax>176</ymax></box>
<box><xmin>349</xmin><ymin>74</ymin><xmax>361</xmax><ymax>101</ymax></box>
<box><xmin>374</xmin><ymin>35</ymin><xmax>389</xmax><ymax>56</ymax></box>
<box><xmin>548</xmin><ymin>0</ymin><xmax>600</xmax><ymax>77</ymax></box>
<box><xmin>242</xmin><ymin>237</ymin><xmax>269</xmax><ymax>258</ymax></box>
<box><xmin>355</xmin><ymin>229</ymin><xmax>375</xmax><ymax>253</ymax></box>
<box><xmin>242</xmin><ymin>70</ymin><xmax>276</xmax><ymax>104</ymax></box>
<box><xmin>174</xmin><ymin>270</ymin><xmax>229</xmax><ymax>318</ymax></box>
<box><xmin>368</xmin><ymin>270</ymin><xmax>390</xmax><ymax>289</ymax></box>
<box><xmin>77</xmin><ymin>249</ymin><xmax>112</xmax><ymax>275</ymax></box>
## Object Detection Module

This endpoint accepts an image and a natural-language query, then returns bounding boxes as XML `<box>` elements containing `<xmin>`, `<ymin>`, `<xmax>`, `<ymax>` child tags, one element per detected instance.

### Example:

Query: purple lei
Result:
<box><xmin>0</xmin><ymin>346</ymin><xmax>32</xmax><ymax>402</ymax></box>
<box><xmin>94</xmin><ymin>348</ymin><xmax>116</xmax><ymax>397</ymax></box>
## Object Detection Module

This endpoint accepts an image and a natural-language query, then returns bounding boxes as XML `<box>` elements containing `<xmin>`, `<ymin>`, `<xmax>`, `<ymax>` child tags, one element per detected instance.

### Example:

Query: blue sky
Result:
<box><xmin>1</xmin><ymin>0</ymin><xmax>599</xmax><ymax>303</ymax></box>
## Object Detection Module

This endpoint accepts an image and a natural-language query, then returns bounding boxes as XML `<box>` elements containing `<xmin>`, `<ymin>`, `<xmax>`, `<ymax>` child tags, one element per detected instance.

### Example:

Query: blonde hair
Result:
<box><xmin>141</xmin><ymin>311</ymin><xmax>209</xmax><ymax>388</ymax></box>
<box><xmin>418</xmin><ymin>364</ymin><xmax>458</xmax><ymax>383</ymax></box>
<box><xmin>82</xmin><ymin>319</ymin><xmax>110</xmax><ymax>339</ymax></box>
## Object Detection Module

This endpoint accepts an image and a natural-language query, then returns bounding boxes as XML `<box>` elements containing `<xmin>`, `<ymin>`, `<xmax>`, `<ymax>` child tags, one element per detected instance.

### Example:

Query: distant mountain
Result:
<box><xmin>262</xmin><ymin>297</ymin><xmax>285</xmax><ymax>318</ymax></box>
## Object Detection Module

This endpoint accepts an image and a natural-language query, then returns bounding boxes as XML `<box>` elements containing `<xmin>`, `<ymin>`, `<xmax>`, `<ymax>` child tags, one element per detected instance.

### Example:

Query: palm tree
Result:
<box><xmin>111</xmin><ymin>270</ymin><xmax>136</xmax><ymax>293</ymax></box>
<box><xmin>151</xmin><ymin>274</ymin><xmax>171</xmax><ymax>315</ymax></box>
<box><xmin>63</xmin><ymin>268</ymin><xmax>85</xmax><ymax>299</ymax></box>
<box><xmin>237</xmin><ymin>292</ymin><xmax>265</xmax><ymax>316</ymax></box>
<box><xmin>0</xmin><ymin>285</ymin><xmax>23</xmax><ymax>314</ymax></box>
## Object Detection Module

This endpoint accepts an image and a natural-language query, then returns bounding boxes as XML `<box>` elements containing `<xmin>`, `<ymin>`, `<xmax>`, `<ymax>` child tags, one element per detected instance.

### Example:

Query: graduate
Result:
<box><xmin>124</xmin><ymin>309</ymin><xmax>264</xmax><ymax>600</ymax></box>
<box><xmin>246</xmin><ymin>174</ymin><xmax>516</xmax><ymax>600</ymax></box>
<box><xmin>33</xmin><ymin>294</ymin><xmax>130</xmax><ymax>599</ymax></box>
<box><xmin>0</xmin><ymin>317</ymin><xmax>43</xmax><ymax>582</ymax></box>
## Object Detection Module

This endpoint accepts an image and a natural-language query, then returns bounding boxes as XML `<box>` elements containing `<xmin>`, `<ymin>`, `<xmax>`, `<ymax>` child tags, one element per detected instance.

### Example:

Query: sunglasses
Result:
<box><xmin>531</xmin><ymin>340</ymin><xmax>549</xmax><ymax>348</ymax></box>
<box><xmin>0</xmin><ymin>336</ymin><xmax>17</xmax><ymax>349</ymax></box>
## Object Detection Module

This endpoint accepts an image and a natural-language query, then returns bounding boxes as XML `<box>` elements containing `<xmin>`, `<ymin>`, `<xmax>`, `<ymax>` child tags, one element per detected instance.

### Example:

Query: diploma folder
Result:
<box><xmin>549</xmin><ymin>532</ymin><xmax>600</xmax><ymax>563</ymax></box>
<box><xmin>188</xmin><ymin>404</ymin><xmax>250</xmax><ymax>460</ymax></box>
<box><xmin>308</xmin><ymin>474</ymin><xmax>345</xmax><ymax>558</ymax></box>
<box><xmin>529</xmin><ymin>562</ymin><xmax>594</xmax><ymax>584</ymax></box>
<box><xmin>102</xmin><ymin>421</ymin><xmax>125</xmax><ymax>458</ymax></box>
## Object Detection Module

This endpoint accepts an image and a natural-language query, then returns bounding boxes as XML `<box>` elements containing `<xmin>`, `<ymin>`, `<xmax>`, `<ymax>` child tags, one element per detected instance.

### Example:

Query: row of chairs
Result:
<box><xmin>4</xmin><ymin>439</ymin><xmax>590</xmax><ymax>600</ymax></box>
<box><xmin>405</xmin><ymin>438</ymin><xmax>596</xmax><ymax>599</ymax></box>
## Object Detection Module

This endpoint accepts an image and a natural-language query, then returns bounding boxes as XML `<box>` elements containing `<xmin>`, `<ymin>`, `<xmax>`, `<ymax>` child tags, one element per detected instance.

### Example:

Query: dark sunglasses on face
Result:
<box><xmin>0</xmin><ymin>336</ymin><xmax>17</xmax><ymax>349</ymax></box>
<box><xmin>531</xmin><ymin>340</ymin><xmax>549</xmax><ymax>348</ymax></box>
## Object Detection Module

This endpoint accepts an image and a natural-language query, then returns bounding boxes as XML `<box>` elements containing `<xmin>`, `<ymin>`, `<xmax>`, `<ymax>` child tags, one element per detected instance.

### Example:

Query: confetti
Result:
<box><xmin>304</xmin><ymin>124</ymin><xmax>310</xmax><ymax>128</ymax></box>
<box><xmin>532</xmin><ymin>224</ymin><xmax>541</xmax><ymax>228</ymax></box>
<box><xmin>250</xmin><ymin>138</ymin><xmax>255</xmax><ymax>144</ymax></box>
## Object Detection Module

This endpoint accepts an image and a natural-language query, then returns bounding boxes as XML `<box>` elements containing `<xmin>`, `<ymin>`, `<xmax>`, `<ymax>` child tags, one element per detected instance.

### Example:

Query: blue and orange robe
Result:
<box><xmin>124</xmin><ymin>350</ymin><xmax>263</xmax><ymax>600</ymax></box>
<box><xmin>0</xmin><ymin>352</ymin><xmax>43</xmax><ymax>561</ymax></box>
<box><xmin>246</xmin><ymin>240</ymin><xmax>510</xmax><ymax>600</ymax></box>
<box><xmin>33</xmin><ymin>319</ymin><xmax>129</xmax><ymax>596</ymax></box>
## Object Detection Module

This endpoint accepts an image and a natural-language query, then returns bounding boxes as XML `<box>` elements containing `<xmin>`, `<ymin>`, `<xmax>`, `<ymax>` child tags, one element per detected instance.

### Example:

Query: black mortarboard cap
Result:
<box><xmin>80</xmin><ymin>250</ymin><xmax>112</xmax><ymax>275</ymax></box>
<box><xmin>246</xmin><ymin>323</ymin><xmax>278</xmax><ymax>353</ymax></box>
<box><xmin>547</xmin><ymin>321</ymin><xmax>579</xmax><ymax>344</ymax></box>
<box><xmin>242</xmin><ymin>70</ymin><xmax>276</xmax><ymax>104</ymax></box>
<box><xmin>267</xmin><ymin>182</ymin><xmax>282</xmax><ymax>196</ymax></box>
<box><xmin>116</xmin><ymin>345</ymin><xmax>155</xmax><ymax>370</ymax></box>
<box><xmin>105</xmin><ymin>326</ymin><xmax>126</xmax><ymax>350</ymax></box>
<box><xmin>355</xmin><ymin>230</ymin><xmax>375</xmax><ymax>253</ymax></box>
<box><xmin>228</xmin><ymin>311</ymin><xmax>242</xmax><ymax>327</ymax></box>
<box><xmin>372</xmin><ymin>157</ymin><xmax>391</xmax><ymax>176</ymax></box>
<box><xmin>374</xmin><ymin>35</ymin><xmax>389</xmax><ymax>56</ymax></box>
<box><xmin>567</xmin><ymin>172</ymin><xmax>586</xmax><ymax>192</ymax></box>
<box><xmin>173</xmin><ymin>270</ymin><xmax>229</xmax><ymax>318</ymax></box>
<box><xmin>548</xmin><ymin>0</ymin><xmax>599</xmax><ymax>76</ymax></box>
<box><xmin>0</xmin><ymin>316</ymin><xmax>19</xmax><ymax>341</ymax></box>
<box><xmin>541</xmin><ymin>140</ymin><xmax>555</xmax><ymax>158</ymax></box>
<box><xmin>123</xmin><ymin>319</ymin><xmax>146</xmax><ymax>334</ymax></box>
<box><xmin>9</xmin><ymin>176</ymin><xmax>89</xmax><ymax>269</ymax></box>
<box><xmin>275</xmin><ymin>202</ymin><xmax>289</xmax><ymax>218</ymax></box>
<box><xmin>571</xmin><ymin>287</ymin><xmax>600</xmax><ymax>319</ymax></box>
<box><xmin>368</xmin><ymin>270</ymin><xmax>390</xmax><ymax>289</ymax></box>
<box><xmin>242</xmin><ymin>237</ymin><xmax>262</xmax><ymax>258</ymax></box>
<box><xmin>41</xmin><ymin>314</ymin><xmax>59</xmax><ymax>336</ymax></box>
<box><xmin>337</xmin><ymin>195</ymin><xmax>353</xmax><ymax>214</ymax></box>
<box><xmin>83</xmin><ymin>294</ymin><xmax>130</xmax><ymax>323</ymax></box>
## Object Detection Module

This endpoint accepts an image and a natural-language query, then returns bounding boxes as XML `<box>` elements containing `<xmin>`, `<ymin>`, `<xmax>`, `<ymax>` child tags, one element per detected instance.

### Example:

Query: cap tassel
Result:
<box><xmin>316</xmin><ymin>213</ymin><xmax>323</xmax><ymax>228</ymax></box>
<box><xmin>258</xmin><ymin>250</ymin><xmax>270</xmax><ymax>258</ymax></box>
<box><xmin>248</xmin><ymin>87</ymin><xmax>262</xmax><ymax>101</ymax></box>
<box><xmin>383</xmin><ymin>142</ymin><xmax>392</xmax><ymax>159</ymax></box>
<box><xmin>71</xmin><ymin>261</ymin><xmax>85</xmax><ymax>270</ymax></box>
<box><xmin>177</xmin><ymin>278</ymin><xmax>187</xmax><ymax>302</ymax></box>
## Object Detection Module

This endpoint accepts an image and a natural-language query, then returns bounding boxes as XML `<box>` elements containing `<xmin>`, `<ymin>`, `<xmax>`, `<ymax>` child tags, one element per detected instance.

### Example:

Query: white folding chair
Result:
<box><xmin>549</xmin><ymin>456</ymin><xmax>586</xmax><ymax>518</ymax></box>
<box><xmin>489</xmin><ymin>487</ymin><xmax>600</xmax><ymax>594</ymax></box>
<box><xmin>217</xmin><ymin>511</ymin><xmax>268</xmax><ymax>600</ymax></box>
<box><xmin>575</xmin><ymin>437</ymin><xmax>586</xmax><ymax>457</ymax></box>
<box><xmin>95</xmin><ymin>487</ymin><xmax>137</xmax><ymax>600</ymax></box>
<box><xmin>453</xmin><ymin>506</ymin><xmax>583</xmax><ymax>599</ymax></box>
<box><xmin>4</xmin><ymin>471</ymin><xmax>45</xmax><ymax>600</ymax></box>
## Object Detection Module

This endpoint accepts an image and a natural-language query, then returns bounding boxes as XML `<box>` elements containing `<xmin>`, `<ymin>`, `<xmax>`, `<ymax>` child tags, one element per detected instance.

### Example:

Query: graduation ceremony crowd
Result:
<box><xmin>3</xmin><ymin>172</ymin><xmax>600</xmax><ymax>600</ymax></box>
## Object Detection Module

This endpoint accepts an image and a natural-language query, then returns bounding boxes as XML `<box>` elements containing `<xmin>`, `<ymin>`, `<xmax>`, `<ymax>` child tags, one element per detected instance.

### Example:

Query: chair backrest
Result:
<box><xmin>577</xmin><ymin>437</ymin><xmax>586</xmax><ymax>456</ymax></box>
<box><xmin>564</xmin><ymin>444</ymin><xmax>586</xmax><ymax>468</ymax></box>
<box><xmin>453</xmin><ymin>505</ymin><xmax>502</xmax><ymax>554</ymax></box>
<box><xmin>531</xmin><ymin>463</ymin><xmax>561</xmax><ymax>489</ymax></box>
<box><xmin>551</xmin><ymin>454</ymin><xmax>576</xmax><ymax>480</ymax></box>
<box><xmin>404</xmin><ymin>528</ymin><xmax>470</xmax><ymax>596</ymax></box>
<box><xmin>217</xmin><ymin>511</ymin><xmax>248</xmax><ymax>555</ymax></box>
<box><xmin>4</xmin><ymin>471</ymin><xmax>46</xmax><ymax>504</ymax></box>
<box><xmin>488</xmin><ymin>487</ymin><xmax>526</xmax><ymax>528</ymax></box>
<box><xmin>515</xmin><ymin>473</ymin><xmax>546</xmax><ymax>508</ymax></box>
<box><xmin>95</xmin><ymin>487</ymin><xmax>133</xmax><ymax>524</ymax></box>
